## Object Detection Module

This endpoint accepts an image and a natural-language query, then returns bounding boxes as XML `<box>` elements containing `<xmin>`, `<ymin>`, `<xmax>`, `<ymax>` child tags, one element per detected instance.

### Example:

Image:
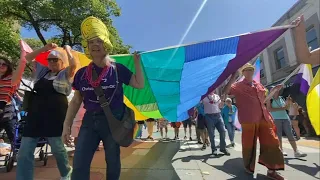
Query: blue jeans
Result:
<box><xmin>225</xmin><ymin>122</ymin><xmax>235</xmax><ymax>142</ymax></box>
<box><xmin>16</xmin><ymin>137</ymin><xmax>71</xmax><ymax>180</ymax></box>
<box><xmin>72</xmin><ymin>111</ymin><xmax>121</xmax><ymax>180</ymax></box>
<box><xmin>205</xmin><ymin>113</ymin><xmax>226</xmax><ymax>151</ymax></box>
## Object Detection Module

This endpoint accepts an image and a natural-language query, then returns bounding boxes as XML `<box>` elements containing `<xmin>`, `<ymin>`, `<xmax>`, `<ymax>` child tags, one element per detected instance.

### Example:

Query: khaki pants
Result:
<box><xmin>146</xmin><ymin>121</ymin><xmax>155</xmax><ymax>137</ymax></box>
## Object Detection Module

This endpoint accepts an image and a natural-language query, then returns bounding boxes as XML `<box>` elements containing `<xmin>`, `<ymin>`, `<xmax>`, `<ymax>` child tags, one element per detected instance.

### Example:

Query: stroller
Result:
<box><xmin>1</xmin><ymin>111</ymin><xmax>50</xmax><ymax>172</ymax></box>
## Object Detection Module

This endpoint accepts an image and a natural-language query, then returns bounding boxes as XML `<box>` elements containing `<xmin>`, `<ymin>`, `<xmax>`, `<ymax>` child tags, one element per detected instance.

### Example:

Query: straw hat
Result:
<box><xmin>240</xmin><ymin>63</ymin><xmax>255</xmax><ymax>73</ymax></box>
<box><xmin>80</xmin><ymin>16</ymin><xmax>113</xmax><ymax>59</ymax></box>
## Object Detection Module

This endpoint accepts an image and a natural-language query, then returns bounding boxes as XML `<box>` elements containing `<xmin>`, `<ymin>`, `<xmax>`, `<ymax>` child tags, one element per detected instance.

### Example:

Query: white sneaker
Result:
<box><xmin>61</xmin><ymin>167</ymin><xmax>72</xmax><ymax>180</ymax></box>
<box><xmin>294</xmin><ymin>151</ymin><xmax>307</xmax><ymax>158</ymax></box>
<box><xmin>282</xmin><ymin>151</ymin><xmax>288</xmax><ymax>156</ymax></box>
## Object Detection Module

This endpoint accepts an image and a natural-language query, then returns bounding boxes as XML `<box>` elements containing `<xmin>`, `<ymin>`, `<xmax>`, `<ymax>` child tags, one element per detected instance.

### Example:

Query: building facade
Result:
<box><xmin>257</xmin><ymin>0</ymin><xmax>320</xmax><ymax>87</ymax></box>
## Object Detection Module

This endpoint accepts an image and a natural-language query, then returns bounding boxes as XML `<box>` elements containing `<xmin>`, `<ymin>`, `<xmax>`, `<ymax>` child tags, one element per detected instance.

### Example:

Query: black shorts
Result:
<box><xmin>137</xmin><ymin>121</ymin><xmax>145</xmax><ymax>125</ymax></box>
<box><xmin>197</xmin><ymin>114</ymin><xmax>207</xmax><ymax>130</ymax></box>
<box><xmin>183</xmin><ymin>118</ymin><xmax>192</xmax><ymax>128</ymax></box>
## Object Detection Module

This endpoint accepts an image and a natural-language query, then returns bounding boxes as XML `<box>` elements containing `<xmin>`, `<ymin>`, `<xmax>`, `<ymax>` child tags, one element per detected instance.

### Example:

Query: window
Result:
<box><xmin>306</xmin><ymin>26</ymin><xmax>319</xmax><ymax>51</ymax></box>
<box><xmin>260</xmin><ymin>61</ymin><xmax>265</xmax><ymax>78</ymax></box>
<box><xmin>274</xmin><ymin>47</ymin><xmax>286</xmax><ymax>70</ymax></box>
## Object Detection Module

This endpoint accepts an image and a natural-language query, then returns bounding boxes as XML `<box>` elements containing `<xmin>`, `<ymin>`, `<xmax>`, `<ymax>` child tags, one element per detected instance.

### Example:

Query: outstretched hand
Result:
<box><xmin>133</xmin><ymin>51</ymin><xmax>141</xmax><ymax>62</ymax></box>
<box><xmin>44</xmin><ymin>43</ymin><xmax>58</xmax><ymax>51</ymax></box>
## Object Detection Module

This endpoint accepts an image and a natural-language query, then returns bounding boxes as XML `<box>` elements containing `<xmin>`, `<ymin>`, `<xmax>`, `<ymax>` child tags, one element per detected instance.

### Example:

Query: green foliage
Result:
<box><xmin>0</xmin><ymin>0</ymin><xmax>131</xmax><ymax>55</ymax></box>
<box><xmin>0</xmin><ymin>19</ymin><xmax>20</xmax><ymax>62</ymax></box>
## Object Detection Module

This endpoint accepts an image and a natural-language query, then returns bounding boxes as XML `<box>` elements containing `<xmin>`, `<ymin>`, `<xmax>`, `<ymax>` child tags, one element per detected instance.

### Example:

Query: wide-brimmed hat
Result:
<box><xmin>80</xmin><ymin>16</ymin><xmax>113</xmax><ymax>59</ymax></box>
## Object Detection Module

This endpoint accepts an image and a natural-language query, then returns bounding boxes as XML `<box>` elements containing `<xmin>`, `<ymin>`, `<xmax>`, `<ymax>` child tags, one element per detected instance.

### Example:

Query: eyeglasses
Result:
<box><xmin>47</xmin><ymin>58</ymin><xmax>59</xmax><ymax>63</ymax></box>
<box><xmin>0</xmin><ymin>63</ymin><xmax>8</xmax><ymax>67</ymax></box>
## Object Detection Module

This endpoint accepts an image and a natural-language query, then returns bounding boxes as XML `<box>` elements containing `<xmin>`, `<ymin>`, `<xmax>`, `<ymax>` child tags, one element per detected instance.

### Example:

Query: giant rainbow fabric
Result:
<box><xmin>31</xmin><ymin>27</ymin><xmax>289</xmax><ymax>122</ymax></box>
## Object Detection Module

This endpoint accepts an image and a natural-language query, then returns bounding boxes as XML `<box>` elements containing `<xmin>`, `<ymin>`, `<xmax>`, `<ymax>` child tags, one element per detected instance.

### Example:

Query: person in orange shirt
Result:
<box><xmin>223</xmin><ymin>63</ymin><xmax>285</xmax><ymax>180</ymax></box>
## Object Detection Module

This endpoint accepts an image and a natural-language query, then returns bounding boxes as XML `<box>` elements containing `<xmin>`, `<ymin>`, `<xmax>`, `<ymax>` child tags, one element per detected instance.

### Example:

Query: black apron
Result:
<box><xmin>23</xmin><ymin>73</ymin><xmax>68</xmax><ymax>137</ymax></box>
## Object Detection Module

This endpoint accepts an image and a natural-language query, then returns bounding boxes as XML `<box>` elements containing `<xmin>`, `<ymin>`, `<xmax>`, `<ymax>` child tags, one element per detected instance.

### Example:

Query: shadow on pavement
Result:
<box><xmin>285</xmin><ymin>158</ymin><xmax>320</xmax><ymax>179</ymax></box>
<box><xmin>120</xmin><ymin>141</ymin><xmax>181</xmax><ymax>180</ymax></box>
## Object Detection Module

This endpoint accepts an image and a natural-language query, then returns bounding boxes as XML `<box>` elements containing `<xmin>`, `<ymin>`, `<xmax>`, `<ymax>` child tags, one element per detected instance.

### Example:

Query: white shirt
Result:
<box><xmin>203</xmin><ymin>94</ymin><xmax>221</xmax><ymax>114</ymax></box>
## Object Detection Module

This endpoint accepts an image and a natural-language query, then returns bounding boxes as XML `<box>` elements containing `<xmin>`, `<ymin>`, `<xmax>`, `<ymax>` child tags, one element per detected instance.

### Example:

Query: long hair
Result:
<box><xmin>0</xmin><ymin>58</ymin><xmax>13</xmax><ymax>79</ymax></box>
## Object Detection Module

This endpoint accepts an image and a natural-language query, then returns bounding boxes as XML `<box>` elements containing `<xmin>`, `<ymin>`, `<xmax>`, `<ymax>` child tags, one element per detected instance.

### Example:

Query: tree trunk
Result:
<box><xmin>33</xmin><ymin>23</ymin><xmax>47</xmax><ymax>45</ymax></box>
<box><xmin>23</xmin><ymin>7</ymin><xmax>47</xmax><ymax>45</ymax></box>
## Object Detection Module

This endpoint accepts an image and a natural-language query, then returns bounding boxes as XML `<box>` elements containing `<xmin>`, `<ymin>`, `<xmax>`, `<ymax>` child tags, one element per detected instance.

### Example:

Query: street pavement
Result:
<box><xmin>1</xmin><ymin>125</ymin><xmax>319</xmax><ymax>180</ymax></box>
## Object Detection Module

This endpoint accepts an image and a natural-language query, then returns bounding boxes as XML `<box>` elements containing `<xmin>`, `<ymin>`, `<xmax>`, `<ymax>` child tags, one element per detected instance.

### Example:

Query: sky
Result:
<box><xmin>21</xmin><ymin>0</ymin><xmax>299</xmax><ymax>52</ymax></box>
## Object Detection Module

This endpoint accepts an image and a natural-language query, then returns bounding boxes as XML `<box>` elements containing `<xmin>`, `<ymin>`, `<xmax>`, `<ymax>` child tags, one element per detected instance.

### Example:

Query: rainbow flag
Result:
<box><xmin>30</xmin><ymin>26</ymin><xmax>289</xmax><ymax>122</ymax></box>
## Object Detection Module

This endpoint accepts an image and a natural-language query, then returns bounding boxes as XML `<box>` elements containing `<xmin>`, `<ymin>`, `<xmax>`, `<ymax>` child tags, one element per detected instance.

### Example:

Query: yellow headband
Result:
<box><xmin>81</xmin><ymin>16</ymin><xmax>113</xmax><ymax>58</ymax></box>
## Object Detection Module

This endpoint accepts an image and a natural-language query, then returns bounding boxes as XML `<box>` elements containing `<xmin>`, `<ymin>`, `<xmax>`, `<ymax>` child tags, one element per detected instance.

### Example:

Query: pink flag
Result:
<box><xmin>12</xmin><ymin>40</ymin><xmax>34</xmax><ymax>86</ymax></box>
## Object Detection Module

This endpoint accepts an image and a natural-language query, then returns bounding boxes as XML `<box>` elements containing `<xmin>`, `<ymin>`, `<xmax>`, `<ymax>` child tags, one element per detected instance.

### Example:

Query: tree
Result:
<box><xmin>0</xmin><ymin>0</ymin><xmax>131</xmax><ymax>55</ymax></box>
<box><xmin>0</xmin><ymin>19</ymin><xmax>20</xmax><ymax>62</ymax></box>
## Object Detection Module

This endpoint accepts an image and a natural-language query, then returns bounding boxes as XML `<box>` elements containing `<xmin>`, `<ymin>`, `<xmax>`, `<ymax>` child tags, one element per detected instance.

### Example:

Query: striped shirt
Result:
<box><xmin>0</xmin><ymin>75</ymin><xmax>17</xmax><ymax>104</ymax></box>
<box><xmin>35</xmin><ymin>62</ymin><xmax>72</xmax><ymax>96</ymax></box>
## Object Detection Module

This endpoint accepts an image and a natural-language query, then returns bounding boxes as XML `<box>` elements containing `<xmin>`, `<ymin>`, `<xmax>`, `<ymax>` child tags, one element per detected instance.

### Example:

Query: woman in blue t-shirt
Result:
<box><xmin>266</xmin><ymin>86</ymin><xmax>306</xmax><ymax>158</ymax></box>
<box><xmin>62</xmin><ymin>17</ymin><xmax>144</xmax><ymax>180</ymax></box>
<box><xmin>221</xmin><ymin>98</ymin><xmax>237</xmax><ymax>147</ymax></box>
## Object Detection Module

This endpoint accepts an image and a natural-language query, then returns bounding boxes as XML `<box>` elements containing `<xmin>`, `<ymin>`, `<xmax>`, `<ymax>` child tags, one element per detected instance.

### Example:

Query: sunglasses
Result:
<box><xmin>243</xmin><ymin>68</ymin><xmax>254</xmax><ymax>72</ymax></box>
<box><xmin>0</xmin><ymin>63</ymin><xmax>8</xmax><ymax>67</ymax></box>
<box><xmin>47</xmin><ymin>58</ymin><xmax>60</xmax><ymax>63</ymax></box>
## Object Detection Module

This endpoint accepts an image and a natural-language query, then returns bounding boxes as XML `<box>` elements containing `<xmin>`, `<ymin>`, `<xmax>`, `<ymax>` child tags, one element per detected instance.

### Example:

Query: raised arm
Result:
<box><xmin>292</xmin><ymin>16</ymin><xmax>320</xmax><ymax>65</ymax></box>
<box><xmin>222</xmin><ymin>72</ymin><xmax>239</xmax><ymax>99</ymax></box>
<box><xmin>129</xmin><ymin>53</ymin><xmax>144</xmax><ymax>89</ymax></box>
<box><xmin>63</xmin><ymin>45</ymin><xmax>78</xmax><ymax>79</ymax></box>
<box><xmin>12</xmin><ymin>43</ymin><xmax>58</xmax><ymax>85</ymax></box>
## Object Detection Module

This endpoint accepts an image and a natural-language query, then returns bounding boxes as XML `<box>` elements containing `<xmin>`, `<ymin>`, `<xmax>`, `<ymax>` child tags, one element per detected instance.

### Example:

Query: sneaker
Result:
<box><xmin>197</xmin><ymin>141</ymin><xmax>203</xmax><ymax>144</ymax></box>
<box><xmin>267</xmin><ymin>170</ymin><xmax>285</xmax><ymax>180</ymax></box>
<box><xmin>61</xmin><ymin>167</ymin><xmax>72</xmax><ymax>180</ymax></box>
<box><xmin>201</xmin><ymin>144</ymin><xmax>206</xmax><ymax>151</ymax></box>
<box><xmin>212</xmin><ymin>149</ymin><xmax>218</xmax><ymax>156</ymax></box>
<box><xmin>220</xmin><ymin>149</ymin><xmax>231</xmax><ymax>156</ymax></box>
<box><xmin>282</xmin><ymin>151</ymin><xmax>287</xmax><ymax>156</ymax></box>
<box><xmin>294</xmin><ymin>151</ymin><xmax>307</xmax><ymax>158</ymax></box>
<box><xmin>231</xmin><ymin>142</ymin><xmax>235</xmax><ymax>147</ymax></box>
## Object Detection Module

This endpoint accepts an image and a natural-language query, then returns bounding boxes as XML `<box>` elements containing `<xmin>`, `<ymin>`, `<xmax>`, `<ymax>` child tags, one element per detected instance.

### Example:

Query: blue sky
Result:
<box><xmin>21</xmin><ymin>0</ymin><xmax>298</xmax><ymax>52</ymax></box>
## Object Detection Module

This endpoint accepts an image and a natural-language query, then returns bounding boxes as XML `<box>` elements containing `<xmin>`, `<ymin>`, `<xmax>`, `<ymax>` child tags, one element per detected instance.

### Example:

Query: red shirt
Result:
<box><xmin>229</xmin><ymin>79</ymin><xmax>273</xmax><ymax>124</ymax></box>
<box><xmin>0</xmin><ymin>75</ymin><xmax>16</xmax><ymax>104</ymax></box>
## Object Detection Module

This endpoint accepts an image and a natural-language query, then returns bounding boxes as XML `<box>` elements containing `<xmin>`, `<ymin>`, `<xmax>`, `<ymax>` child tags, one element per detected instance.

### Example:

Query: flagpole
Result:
<box><xmin>264</xmin><ymin>65</ymin><xmax>301</xmax><ymax>103</ymax></box>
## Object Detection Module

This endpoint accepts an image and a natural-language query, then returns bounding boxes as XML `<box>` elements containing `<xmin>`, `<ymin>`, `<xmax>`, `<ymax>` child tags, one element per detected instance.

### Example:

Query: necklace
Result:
<box><xmin>85</xmin><ymin>63</ymin><xmax>110</xmax><ymax>87</ymax></box>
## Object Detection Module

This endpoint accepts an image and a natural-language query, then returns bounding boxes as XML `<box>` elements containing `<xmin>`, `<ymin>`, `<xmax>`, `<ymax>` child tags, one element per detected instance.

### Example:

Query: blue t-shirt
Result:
<box><xmin>270</xmin><ymin>96</ymin><xmax>290</xmax><ymax>120</ymax></box>
<box><xmin>72</xmin><ymin>63</ymin><xmax>132</xmax><ymax>112</ymax></box>
<box><xmin>196</xmin><ymin>103</ymin><xmax>205</xmax><ymax>116</ymax></box>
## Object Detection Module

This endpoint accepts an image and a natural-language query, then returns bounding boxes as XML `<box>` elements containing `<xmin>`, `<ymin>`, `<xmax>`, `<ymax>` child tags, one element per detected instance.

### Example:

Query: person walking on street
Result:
<box><xmin>221</xmin><ymin>98</ymin><xmax>237</xmax><ymax>147</ymax></box>
<box><xmin>146</xmin><ymin>118</ymin><xmax>155</xmax><ymax>140</ymax></box>
<box><xmin>203</xmin><ymin>91</ymin><xmax>230</xmax><ymax>156</ymax></box>
<box><xmin>182</xmin><ymin>117</ymin><xmax>193</xmax><ymax>141</ymax></box>
<box><xmin>62</xmin><ymin>17</ymin><xmax>144</xmax><ymax>180</ymax></box>
<box><xmin>223</xmin><ymin>63</ymin><xmax>285</xmax><ymax>180</ymax></box>
<box><xmin>267</xmin><ymin>86</ymin><xmax>307</xmax><ymax>158</ymax></box>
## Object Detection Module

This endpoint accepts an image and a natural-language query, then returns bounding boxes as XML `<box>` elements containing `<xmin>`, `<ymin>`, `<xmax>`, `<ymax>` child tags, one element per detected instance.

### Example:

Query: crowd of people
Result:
<box><xmin>0</xmin><ymin>14</ymin><xmax>318</xmax><ymax>180</ymax></box>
